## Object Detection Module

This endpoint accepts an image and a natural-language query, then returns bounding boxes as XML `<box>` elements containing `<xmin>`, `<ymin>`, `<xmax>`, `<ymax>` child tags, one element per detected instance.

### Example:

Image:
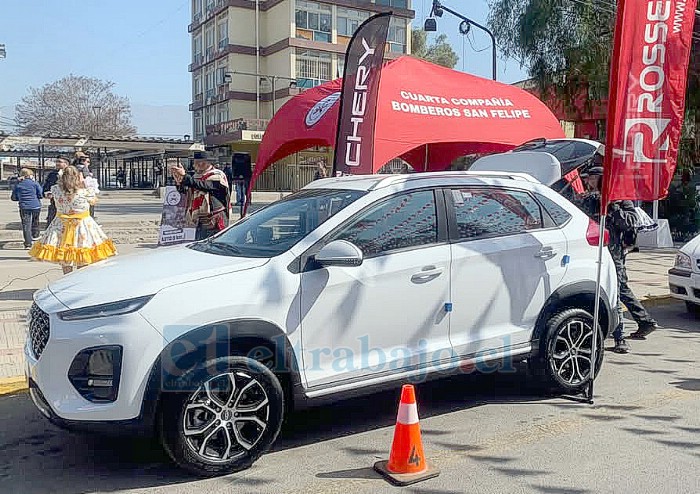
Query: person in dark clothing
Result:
<box><xmin>116</xmin><ymin>168</ymin><xmax>126</xmax><ymax>188</ymax></box>
<box><xmin>42</xmin><ymin>156</ymin><xmax>70</xmax><ymax>227</ymax></box>
<box><xmin>170</xmin><ymin>154</ymin><xmax>230</xmax><ymax>240</ymax></box>
<box><xmin>11</xmin><ymin>168</ymin><xmax>44</xmax><ymax>248</ymax></box>
<box><xmin>576</xmin><ymin>165</ymin><xmax>658</xmax><ymax>354</ymax></box>
<box><xmin>223</xmin><ymin>164</ymin><xmax>234</xmax><ymax>189</ymax></box>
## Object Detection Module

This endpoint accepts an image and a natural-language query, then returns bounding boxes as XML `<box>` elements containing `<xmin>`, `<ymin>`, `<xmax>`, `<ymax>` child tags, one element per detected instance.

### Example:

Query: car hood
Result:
<box><xmin>681</xmin><ymin>234</ymin><xmax>700</xmax><ymax>260</ymax></box>
<box><xmin>46</xmin><ymin>245</ymin><xmax>269</xmax><ymax>309</ymax></box>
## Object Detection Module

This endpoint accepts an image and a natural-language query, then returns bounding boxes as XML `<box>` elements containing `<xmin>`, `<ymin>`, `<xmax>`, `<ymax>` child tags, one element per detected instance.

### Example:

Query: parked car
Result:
<box><xmin>469</xmin><ymin>138</ymin><xmax>604</xmax><ymax>201</ymax></box>
<box><xmin>668</xmin><ymin>233</ymin><xmax>700</xmax><ymax>315</ymax></box>
<box><xmin>26</xmin><ymin>171</ymin><xmax>619</xmax><ymax>476</ymax></box>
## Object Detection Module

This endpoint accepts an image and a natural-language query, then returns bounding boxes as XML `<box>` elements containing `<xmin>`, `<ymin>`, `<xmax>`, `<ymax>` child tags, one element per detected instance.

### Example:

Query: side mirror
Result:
<box><xmin>315</xmin><ymin>240</ymin><xmax>363</xmax><ymax>267</ymax></box>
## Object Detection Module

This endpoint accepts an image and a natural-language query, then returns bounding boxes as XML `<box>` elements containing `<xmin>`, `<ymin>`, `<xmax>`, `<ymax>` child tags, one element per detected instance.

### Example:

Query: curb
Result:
<box><xmin>0</xmin><ymin>377</ymin><xmax>27</xmax><ymax>396</ymax></box>
<box><xmin>642</xmin><ymin>294</ymin><xmax>674</xmax><ymax>307</ymax></box>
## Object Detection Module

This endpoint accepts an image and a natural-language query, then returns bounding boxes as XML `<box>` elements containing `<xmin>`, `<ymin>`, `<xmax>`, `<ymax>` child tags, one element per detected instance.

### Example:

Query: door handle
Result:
<box><xmin>534</xmin><ymin>247</ymin><xmax>557</xmax><ymax>259</ymax></box>
<box><xmin>411</xmin><ymin>266</ymin><xmax>444</xmax><ymax>284</ymax></box>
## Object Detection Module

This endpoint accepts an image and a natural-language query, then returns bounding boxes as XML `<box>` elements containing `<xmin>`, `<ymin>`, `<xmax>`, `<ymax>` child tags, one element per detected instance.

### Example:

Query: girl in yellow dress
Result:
<box><xmin>30</xmin><ymin>166</ymin><xmax>117</xmax><ymax>274</ymax></box>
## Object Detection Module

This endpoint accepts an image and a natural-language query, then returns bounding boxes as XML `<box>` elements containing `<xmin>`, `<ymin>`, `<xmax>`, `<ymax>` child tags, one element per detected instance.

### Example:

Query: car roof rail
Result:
<box><xmin>461</xmin><ymin>170</ymin><xmax>541</xmax><ymax>183</ymax></box>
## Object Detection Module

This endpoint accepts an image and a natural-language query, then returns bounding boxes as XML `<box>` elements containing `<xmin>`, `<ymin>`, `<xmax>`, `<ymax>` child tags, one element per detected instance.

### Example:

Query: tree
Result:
<box><xmin>15</xmin><ymin>75</ymin><xmax>137</xmax><ymax>136</ymax></box>
<box><xmin>411</xmin><ymin>28</ymin><xmax>459</xmax><ymax>69</ymax></box>
<box><xmin>488</xmin><ymin>0</ymin><xmax>616</xmax><ymax>109</ymax></box>
<box><xmin>488</xmin><ymin>1</ymin><xmax>700</xmax><ymax>160</ymax></box>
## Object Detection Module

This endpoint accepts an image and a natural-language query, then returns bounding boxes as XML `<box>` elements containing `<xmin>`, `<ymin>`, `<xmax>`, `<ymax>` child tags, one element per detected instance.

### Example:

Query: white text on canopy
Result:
<box><xmin>391</xmin><ymin>91</ymin><xmax>532</xmax><ymax>120</ymax></box>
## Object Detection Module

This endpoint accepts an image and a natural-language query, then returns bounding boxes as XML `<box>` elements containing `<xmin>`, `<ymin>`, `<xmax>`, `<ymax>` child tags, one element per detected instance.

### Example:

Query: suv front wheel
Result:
<box><xmin>531</xmin><ymin>307</ymin><xmax>604</xmax><ymax>393</ymax></box>
<box><xmin>159</xmin><ymin>356</ymin><xmax>285</xmax><ymax>477</ymax></box>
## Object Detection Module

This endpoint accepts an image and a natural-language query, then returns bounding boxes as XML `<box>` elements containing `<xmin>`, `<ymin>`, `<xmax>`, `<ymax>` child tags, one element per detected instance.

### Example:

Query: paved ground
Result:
<box><xmin>0</xmin><ymin>301</ymin><xmax>697</xmax><ymax>493</ymax></box>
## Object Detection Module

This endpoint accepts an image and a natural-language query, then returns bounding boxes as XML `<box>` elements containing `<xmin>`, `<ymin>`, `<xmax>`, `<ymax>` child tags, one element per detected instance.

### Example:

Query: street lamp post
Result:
<box><xmin>424</xmin><ymin>0</ymin><xmax>497</xmax><ymax>81</ymax></box>
<box><xmin>92</xmin><ymin>105</ymin><xmax>102</xmax><ymax>137</ymax></box>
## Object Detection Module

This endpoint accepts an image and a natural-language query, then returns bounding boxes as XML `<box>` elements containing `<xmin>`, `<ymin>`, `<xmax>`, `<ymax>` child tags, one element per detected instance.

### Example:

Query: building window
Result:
<box><xmin>337</xmin><ymin>7</ymin><xmax>369</xmax><ymax>39</ymax></box>
<box><xmin>217</xmin><ymin>19</ymin><xmax>228</xmax><ymax>47</ymax></box>
<box><xmin>205</xmin><ymin>69</ymin><xmax>215</xmax><ymax>97</ymax></box>
<box><xmin>218</xmin><ymin>104</ymin><xmax>229</xmax><ymax>123</ymax></box>
<box><xmin>193</xmin><ymin>35</ymin><xmax>203</xmax><ymax>63</ymax></box>
<box><xmin>295</xmin><ymin>49</ymin><xmax>332</xmax><ymax>88</ymax></box>
<box><xmin>375</xmin><ymin>0</ymin><xmax>408</xmax><ymax>8</ymax></box>
<box><xmin>205</xmin><ymin>107</ymin><xmax>216</xmax><ymax>126</ymax></box>
<box><xmin>295</xmin><ymin>0</ymin><xmax>332</xmax><ymax>43</ymax></box>
<box><xmin>336</xmin><ymin>54</ymin><xmax>345</xmax><ymax>78</ymax></box>
<box><xmin>388</xmin><ymin>17</ymin><xmax>407</xmax><ymax>53</ymax></box>
<box><xmin>193</xmin><ymin>0</ymin><xmax>202</xmax><ymax>20</ymax></box>
<box><xmin>194</xmin><ymin>75</ymin><xmax>202</xmax><ymax>96</ymax></box>
<box><xmin>194</xmin><ymin>111</ymin><xmax>203</xmax><ymax>136</ymax></box>
<box><xmin>205</xmin><ymin>26</ymin><xmax>215</xmax><ymax>56</ymax></box>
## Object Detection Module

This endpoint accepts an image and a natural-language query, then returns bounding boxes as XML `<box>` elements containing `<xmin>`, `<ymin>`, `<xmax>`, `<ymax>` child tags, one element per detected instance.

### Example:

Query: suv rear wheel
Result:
<box><xmin>530</xmin><ymin>307</ymin><xmax>604</xmax><ymax>393</ymax></box>
<box><xmin>159</xmin><ymin>356</ymin><xmax>285</xmax><ymax>477</ymax></box>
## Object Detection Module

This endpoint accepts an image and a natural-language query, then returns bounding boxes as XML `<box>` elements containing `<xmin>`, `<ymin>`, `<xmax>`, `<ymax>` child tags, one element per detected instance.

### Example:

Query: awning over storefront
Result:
<box><xmin>251</xmin><ymin>56</ymin><xmax>564</xmax><ymax>188</ymax></box>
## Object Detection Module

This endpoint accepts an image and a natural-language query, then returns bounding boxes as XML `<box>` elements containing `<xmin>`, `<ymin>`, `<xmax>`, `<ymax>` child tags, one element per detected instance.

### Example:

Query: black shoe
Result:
<box><xmin>629</xmin><ymin>322</ymin><xmax>658</xmax><ymax>340</ymax></box>
<box><xmin>613</xmin><ymin>339</ymin><xmax>630</xmax><ymax>354</ymax></box>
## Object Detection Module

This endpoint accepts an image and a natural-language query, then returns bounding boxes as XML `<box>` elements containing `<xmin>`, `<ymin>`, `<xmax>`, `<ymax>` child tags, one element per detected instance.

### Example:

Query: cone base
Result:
<box><xmin>373</xmin><ymin>460</ymin><xmax>440</xmax><ymax>486</ymax></box>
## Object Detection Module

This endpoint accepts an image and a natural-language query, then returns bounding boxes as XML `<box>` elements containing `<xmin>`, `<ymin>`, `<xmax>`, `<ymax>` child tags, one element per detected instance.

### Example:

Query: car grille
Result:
<box><xmin>28</xmin><ymin>303</ymin><xmax>50</xmax><ymax>359</ymax></box>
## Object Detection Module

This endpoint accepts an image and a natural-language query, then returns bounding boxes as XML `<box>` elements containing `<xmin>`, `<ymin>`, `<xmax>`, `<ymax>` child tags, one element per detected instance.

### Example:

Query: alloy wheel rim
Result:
<box><xmin>550</xmin><ymin>318</ymin><xmax>599</xmax><ymax>386</ymax></box>
<box><xmin>182</xmin><ymin>370</ymin><xmax>270</xmax><ymax>463</ymax></box>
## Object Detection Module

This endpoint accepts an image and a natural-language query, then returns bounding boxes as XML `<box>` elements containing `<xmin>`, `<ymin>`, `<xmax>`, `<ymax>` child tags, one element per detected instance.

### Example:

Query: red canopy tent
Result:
<box><xmin>250</xmin><ymin>56</ymin><xmax>564</xmax><ymax>191</ymax></box>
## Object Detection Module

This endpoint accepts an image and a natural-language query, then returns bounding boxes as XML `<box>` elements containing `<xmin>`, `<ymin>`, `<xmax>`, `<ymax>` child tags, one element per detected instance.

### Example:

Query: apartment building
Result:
<box><xmin>189</xmin><ymin>0</ymin><xmax>414</xmax><ymax>159</ymax></box>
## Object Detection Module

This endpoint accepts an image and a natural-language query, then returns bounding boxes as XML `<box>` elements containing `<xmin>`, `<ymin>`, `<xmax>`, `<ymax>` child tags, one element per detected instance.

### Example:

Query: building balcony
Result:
<box><xmin>189</xmin><ymin>93</ymin><xmax>204</xmax><ymax>112</ymax></box>
<box><xmin>204</xmin><ymin>118</ymin><xmax>270</xmax><ymax>146</ymax></box>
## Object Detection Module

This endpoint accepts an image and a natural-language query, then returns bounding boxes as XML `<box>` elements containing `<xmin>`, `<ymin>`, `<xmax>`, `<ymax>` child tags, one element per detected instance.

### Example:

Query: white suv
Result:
<box><xmin>26</xmin><ymin>172</ymin><xmax>618</xmax><ymax>476</ymax></box>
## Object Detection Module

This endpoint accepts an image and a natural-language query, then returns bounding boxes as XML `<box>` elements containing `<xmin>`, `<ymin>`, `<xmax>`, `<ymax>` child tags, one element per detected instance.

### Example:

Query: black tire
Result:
<box><xmin>686</xmin><ymin>301</ymin><xmax>700</xmax><ymax>317</ymax></box>
<box><xmin>159</xmin><ymin>356</ymin><xmax>284</xmax><ymax>477</ymax></box>
<box><xmin>530</xmin><ymin>307</ymin><xmax>604</xmax><ymax>394</ymax></box>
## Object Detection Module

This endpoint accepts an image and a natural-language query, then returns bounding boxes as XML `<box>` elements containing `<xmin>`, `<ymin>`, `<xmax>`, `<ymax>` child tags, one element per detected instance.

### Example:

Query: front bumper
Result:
<box><xmin>25</xmin><ymin>291</ymin><xmax>165</xmax><ymax>425</ymax></box>
<box><xmin>668</xmin><ymin>268</ymin><xmax>700</xmax><ymax>304</ymax></box>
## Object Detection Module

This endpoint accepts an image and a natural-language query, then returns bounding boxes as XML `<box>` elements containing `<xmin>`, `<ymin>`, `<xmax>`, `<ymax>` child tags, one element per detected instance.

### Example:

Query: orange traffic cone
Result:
<box><xmin>374</xmin><ymin>384</ymin><xmax>440</xmax><ymax>486</ymax></box>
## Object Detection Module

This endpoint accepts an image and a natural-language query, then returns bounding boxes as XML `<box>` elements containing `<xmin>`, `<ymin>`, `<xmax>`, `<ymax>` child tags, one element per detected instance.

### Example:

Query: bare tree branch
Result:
<box><xmin>14</xmin><ymin>75</ymin><xmax>137</xmax><ymax>136</ymax></box>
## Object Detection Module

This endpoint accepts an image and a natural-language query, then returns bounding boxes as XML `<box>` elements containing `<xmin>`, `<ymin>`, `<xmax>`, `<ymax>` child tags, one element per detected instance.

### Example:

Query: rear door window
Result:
<box><xmin>534</xmin><ymin>193</ymin><xmax>572</xmax><ymax>228</ymax></box>
<box><xmin>449</xmin><ymin>188</ymin><xmax>543</xmax><ymax>240</ymax></box>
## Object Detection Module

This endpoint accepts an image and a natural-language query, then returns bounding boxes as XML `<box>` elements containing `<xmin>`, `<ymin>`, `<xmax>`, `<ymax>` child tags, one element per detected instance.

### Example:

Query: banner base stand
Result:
<box><xmin>637</xmin><ymin>219</ymin><xmax>674</xmax><ymax>248</ymax></box>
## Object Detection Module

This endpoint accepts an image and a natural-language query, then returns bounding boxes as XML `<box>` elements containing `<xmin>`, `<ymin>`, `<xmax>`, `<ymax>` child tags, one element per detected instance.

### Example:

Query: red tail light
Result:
<box><xmin>586</xmin><ymin>218</ymin><xmax>609</xmax><ymax>246</ymax></box>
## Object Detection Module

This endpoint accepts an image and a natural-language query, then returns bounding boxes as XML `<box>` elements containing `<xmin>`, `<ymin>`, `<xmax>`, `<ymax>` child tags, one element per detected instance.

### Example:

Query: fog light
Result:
<box><xmin>68</xmin><ymin>346</ymin><xmax>123</xmax><ymax>403</ymax></box>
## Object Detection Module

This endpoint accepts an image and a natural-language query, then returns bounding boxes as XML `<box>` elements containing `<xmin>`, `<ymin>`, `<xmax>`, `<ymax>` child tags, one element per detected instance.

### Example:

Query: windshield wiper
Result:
<box><xmin>207</xmin><ymin>242</ymin><xmax>242</xmax><ymax>256</ymax></box>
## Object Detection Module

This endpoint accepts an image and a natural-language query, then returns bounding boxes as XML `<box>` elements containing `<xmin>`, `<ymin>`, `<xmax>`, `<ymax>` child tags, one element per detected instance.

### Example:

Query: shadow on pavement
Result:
<box><xmin>0</xmin><ymin>370</ymin><xmax>547</xmax><ymax>493</ymax></box>
<box><xmin>0</xmin><ymin>300</ymin><xmax>695</xmax><ymax>492</ymax></box>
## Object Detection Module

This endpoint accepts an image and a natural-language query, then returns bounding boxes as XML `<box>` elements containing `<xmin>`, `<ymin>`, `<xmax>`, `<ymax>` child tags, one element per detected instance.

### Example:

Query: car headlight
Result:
<box><xmin>674</xmin><ymin>252</ymin><xmax>692</xmax><ymax>271</ymax></box>
<box><xmin>58</xmin><ymin>295</ymin><xmax>153</xmax><ymax>321</ymax></box>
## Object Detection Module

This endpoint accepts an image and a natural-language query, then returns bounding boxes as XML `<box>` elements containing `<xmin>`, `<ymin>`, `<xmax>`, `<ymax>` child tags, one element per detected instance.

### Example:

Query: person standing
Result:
<box><xmin>116</xmin><ymin>167</ymin><xmax>126</xmax><ymax>188</ymax></box>
<box><xmin>577</xmin><ymin>165</ymin><xmax>658</xmax><ymax>354</ymax></box>
<box><xmin>313</xmin><ymin>161</ymin><xmax>329</xmax><ymax>180</ymax></box>
<box><xmin>30</xmin><ymin>166</ymin><xmax>116</xmax><ymax>274</ymax></box>
<box><xmin>74</xmin><ymin>151</ymin><xmax>98</xmax><ymax>218</ymax></box>
<box><xmin>170</xmin><ymin>154</ymin><xmax>230</xmax><ymax>240</ymax></box>
<box><xmin>11</xmin><ymin>168</ymin><xmax>43</xmax><ymax>249</ymax></box>
<box><xmin>43</xmin><ymin>156</ymin><xmax>70</xmax><ymax>226</ymax></box>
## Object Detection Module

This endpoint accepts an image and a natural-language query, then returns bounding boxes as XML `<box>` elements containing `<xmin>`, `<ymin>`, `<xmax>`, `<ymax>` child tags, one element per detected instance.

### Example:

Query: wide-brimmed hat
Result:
<box><xmin>74</xmin><ymin>151</ymin><xmax>89</xmax><ymax>159</ymax></box>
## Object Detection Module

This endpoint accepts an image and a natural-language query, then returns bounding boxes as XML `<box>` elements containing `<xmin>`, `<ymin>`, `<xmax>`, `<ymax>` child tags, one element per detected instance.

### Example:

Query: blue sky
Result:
<box><xmin>0</xmin><ymin>0</ymin><xmax>528</xmax><ymax>134</ymax></box>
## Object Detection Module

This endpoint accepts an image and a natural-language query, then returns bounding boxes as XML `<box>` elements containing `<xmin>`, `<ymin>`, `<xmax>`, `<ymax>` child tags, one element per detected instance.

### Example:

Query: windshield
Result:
<box><xmin>188</xmin><ymin>188</ymin><xmax>366</xmax><ymax>258</ymax></box>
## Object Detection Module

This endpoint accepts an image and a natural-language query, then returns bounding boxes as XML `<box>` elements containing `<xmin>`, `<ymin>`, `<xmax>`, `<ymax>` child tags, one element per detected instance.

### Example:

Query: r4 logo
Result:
<box><xmin>408</xmin><ymin>445</ymin><xmax>421</xmax><ymax>467</ymax></box>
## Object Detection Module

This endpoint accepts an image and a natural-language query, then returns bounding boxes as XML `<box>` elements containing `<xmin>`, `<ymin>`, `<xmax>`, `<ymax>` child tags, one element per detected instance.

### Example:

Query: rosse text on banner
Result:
<box><xmin>603</xmin><ymin>0</ymin><xmax>697</xmax><ymax>204</ymax></box>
